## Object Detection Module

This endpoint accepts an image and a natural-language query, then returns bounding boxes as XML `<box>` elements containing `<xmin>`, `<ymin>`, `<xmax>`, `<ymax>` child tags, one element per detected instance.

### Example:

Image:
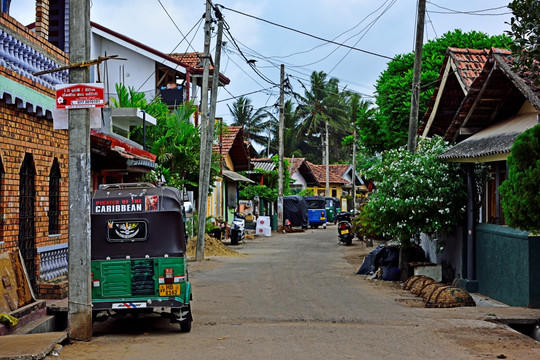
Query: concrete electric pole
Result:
<box><xmin>277</xmin><ymin>64</ymin><xmax>285</xmax><ymax>229</ymax></box>
<box><xmin>196</xmin><ymin>0</ymin><xmax>212</xmax><ymax>261</ymax></box>
<box><xmin>197</xmin><ymin>1</ymin><xmax>223</xmax><ymax>260</ymax></box>
<box><xmin>407</xmin><ymin>0</ymin><xmax>426</xmax><ymax>153</ymax></box>
<box><xmin>68</xmin><ymin>0</ymin><xmax>92</xmax><ymax>341</ymax></box>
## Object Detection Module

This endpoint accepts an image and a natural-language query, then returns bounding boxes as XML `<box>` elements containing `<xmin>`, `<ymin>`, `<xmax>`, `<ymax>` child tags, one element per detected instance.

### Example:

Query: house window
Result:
<box><xmin>484</xmin><ymin>161</ymin><xmax>507</xmax><ymax>225</ymax></box>
<box><xmin>19</xmin><ymin>153</ymin><xmax>36</xmax><ymax>292</ymax></box>
<box><xmin>331</xmin><ymin>189</ymin><xmax>337</xmax><ymax>197</ymax></box>
<box><xmin>48</xmin><ymin>158</ymin><xmax>61</xmax><ymax>235</ymax></box>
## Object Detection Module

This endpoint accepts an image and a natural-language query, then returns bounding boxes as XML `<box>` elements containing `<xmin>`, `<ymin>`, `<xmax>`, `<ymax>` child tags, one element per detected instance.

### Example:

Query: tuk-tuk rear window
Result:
<box><xmin>107</xmin><ymin>219</ymin><xmax>148</xmax><ymax>242</ymax></box>
<box><xmin>307</xmin><ymin>200</ymin><xmax>324</xmax><ymax>209</ymax></box>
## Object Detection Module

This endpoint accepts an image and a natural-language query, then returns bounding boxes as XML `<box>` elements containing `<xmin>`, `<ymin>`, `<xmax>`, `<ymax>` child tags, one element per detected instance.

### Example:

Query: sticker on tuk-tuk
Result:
<box><xmin>112</xmin><ymin>302</ymin><xmax>147</xmax><ymax>309</ymax></box>
<box><xmin>145</xmin><ymin>195</ymin><xmax>159</xmax><ymax>211</ymax></box>
<box><xmin>107</xmin><ymin>220</ymin><xmax>148</xmax><ymax>242</ymax></box>
<box><xmin>93</xmin><ymin>197</ymin><xmax>145</xmax><ymax>213</ymax></box>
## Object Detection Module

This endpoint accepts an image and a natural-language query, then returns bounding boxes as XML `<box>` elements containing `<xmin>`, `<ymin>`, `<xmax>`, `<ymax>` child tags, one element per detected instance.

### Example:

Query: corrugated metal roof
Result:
<box><xmin>222</xmin><ymin>170</ymin><xmax>255</xmax><ymax>183</ymax></box>
<box><xmin>440</xmin><ymin>113</ymin><xmax>538</xmax><ymax>160</ymax></box>
<box><xmin>251</xmin><ymin>160</ymin><xmax>275</xmax><ymax>172</ymax></box>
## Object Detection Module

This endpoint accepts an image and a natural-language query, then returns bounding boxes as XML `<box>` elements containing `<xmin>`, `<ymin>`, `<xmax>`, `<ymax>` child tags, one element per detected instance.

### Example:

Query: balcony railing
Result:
<box><xmin>0</xmin><ymin>29</ymin><xmax>68</xmax><ymax>89</ymax></box>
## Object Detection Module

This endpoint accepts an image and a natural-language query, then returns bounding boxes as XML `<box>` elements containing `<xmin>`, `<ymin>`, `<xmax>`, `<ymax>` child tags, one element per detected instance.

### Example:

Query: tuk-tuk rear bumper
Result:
<box><xmin>92</xmin><ymin>298</ymin><xmax>188</xmax><ymax>311</ymax></box>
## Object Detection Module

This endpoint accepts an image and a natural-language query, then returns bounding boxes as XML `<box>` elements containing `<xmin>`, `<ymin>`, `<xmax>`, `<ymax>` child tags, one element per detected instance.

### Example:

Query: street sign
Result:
<box><xmin>55</xmin><ymin>83</ymin><xmax>105</xmax><ymax>109</ymax></box>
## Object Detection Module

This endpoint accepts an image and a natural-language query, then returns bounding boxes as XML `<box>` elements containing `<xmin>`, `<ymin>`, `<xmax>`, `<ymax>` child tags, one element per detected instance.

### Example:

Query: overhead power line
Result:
<box><xmin>426</xmin><ymin>2</ymin><xmax>511</xmax><ymax>16</ymax></box>
<box><xmin>216</xmin><ymin>4</ymin><xmax>394</xmax><ymax>60</ymax></box>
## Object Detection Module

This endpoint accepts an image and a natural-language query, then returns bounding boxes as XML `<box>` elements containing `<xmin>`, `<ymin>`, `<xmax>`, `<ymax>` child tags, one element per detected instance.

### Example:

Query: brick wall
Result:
<box><xmin>1</xmin><ymin>10</ymin><xmax>69</xmax><ymax>287</ymax></box>
<box><xmin>0</xmin><ymin>101</ymin><xmax>69</xmax><ymax>276</ymax></box>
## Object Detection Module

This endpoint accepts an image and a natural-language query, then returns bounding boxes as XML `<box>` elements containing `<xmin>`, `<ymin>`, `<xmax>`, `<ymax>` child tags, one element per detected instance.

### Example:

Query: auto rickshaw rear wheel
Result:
<box><xmin>180</xmin><ymin>319</ymin><xmax>192</xmax><ymax>333</ymax></box>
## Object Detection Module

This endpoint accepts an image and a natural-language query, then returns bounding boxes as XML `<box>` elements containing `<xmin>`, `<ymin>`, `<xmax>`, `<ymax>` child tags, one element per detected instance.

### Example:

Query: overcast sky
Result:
<box><xmin>10</xmin><ymin>0</ymin><xmax>514</xmax><ymax>124</ymax></box>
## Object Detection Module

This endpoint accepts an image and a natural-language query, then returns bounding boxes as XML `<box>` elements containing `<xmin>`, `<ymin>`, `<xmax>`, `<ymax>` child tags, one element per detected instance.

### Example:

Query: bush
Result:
<box><xmin>363</xmin><ymin>136</ymin><xmax>466</xmax><ymax>246</ymax></box>
<box><xmin>499</xmin><ymin>124</ymin><xmax>540</xmax><ymax>233</ymax></box>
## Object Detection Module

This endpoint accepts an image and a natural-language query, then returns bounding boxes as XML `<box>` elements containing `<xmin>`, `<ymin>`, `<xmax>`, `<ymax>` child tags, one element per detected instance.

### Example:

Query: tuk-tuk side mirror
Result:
<box><xmin>183</xmin><ymin>201</ymin><xmax>194</xmax><ymax>218</ymax></box>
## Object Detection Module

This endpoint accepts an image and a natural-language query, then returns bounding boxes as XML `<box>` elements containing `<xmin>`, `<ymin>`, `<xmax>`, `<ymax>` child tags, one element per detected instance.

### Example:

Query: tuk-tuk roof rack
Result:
<box><xmin>98</xmin><ymin>182</ymin><xmax>156</xmax><ymax>190</ymax></box>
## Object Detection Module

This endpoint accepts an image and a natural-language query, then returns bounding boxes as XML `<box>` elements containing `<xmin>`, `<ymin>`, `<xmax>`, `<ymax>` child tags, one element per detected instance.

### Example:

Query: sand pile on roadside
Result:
<box><xmin>186</xmin><ymin>234</ymin><xmax>246</xmax><ymax>257</ymax></box>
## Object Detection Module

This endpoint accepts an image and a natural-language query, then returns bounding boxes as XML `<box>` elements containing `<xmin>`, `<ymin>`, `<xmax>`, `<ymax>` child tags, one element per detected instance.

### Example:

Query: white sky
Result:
<box><xmin>9</xmin><ymin>0</ymin><xmax>514</xmax><ymax>124</ymax></box>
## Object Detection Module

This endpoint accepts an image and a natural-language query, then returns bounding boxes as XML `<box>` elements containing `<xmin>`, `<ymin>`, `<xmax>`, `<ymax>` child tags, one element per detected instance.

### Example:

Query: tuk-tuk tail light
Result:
<box><xmin>91</xmin><ymin>272</ymin><xmax>100</xmax><ymax>287</ymax></box>
<box><xmin>164</xmin><ymin>268</ymin><xmax>174</xmax><ymax>284</ymax></box>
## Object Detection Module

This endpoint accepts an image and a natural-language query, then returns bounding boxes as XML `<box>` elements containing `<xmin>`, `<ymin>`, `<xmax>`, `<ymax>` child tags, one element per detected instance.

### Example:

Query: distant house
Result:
<box><xmin>420</xmin><ymin>47</ymin><xmax>540</xmax><ymax>307</ymax></box>
<box><xmin>210</xmin><ymin>126</ymin><xmax>253</xmax><ymax>223</ymax></box>
<box><xmin>305</xmin><ymin>162</ymin><xmax>351</xmax><ymax>199</ymax></box>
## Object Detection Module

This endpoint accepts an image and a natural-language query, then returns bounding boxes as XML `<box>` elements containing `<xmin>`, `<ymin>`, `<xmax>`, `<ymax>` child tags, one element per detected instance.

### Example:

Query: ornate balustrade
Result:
<box><xmin>37</xmin><ymin>243</ymin><xmax>68</xmax><ymax>281</ymax></box>
<box><xmin>0</xmin><ymin>29</ymin><xmax>68</xmax><ymax>89</ymax></box>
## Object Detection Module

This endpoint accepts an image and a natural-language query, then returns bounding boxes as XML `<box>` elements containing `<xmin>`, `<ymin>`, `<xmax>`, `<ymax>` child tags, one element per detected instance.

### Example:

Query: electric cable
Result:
<box><xmin>216</xmin><ymin>4</ymin><xmax>394</xmax><ymax>60</ymax></box>
<box><xmin>426</xmin><ymin>2</ymin><xmax>510</xmax><ymax>16</ymax></box>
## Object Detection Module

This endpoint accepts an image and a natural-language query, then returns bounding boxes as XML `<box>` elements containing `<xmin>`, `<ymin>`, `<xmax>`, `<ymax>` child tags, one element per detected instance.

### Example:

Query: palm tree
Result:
<box><xmin>227</xmin><ymin>96</ymin><xmax>269</xmax><ymax>147</ymax></box>
<box><xmin>266</xmin><ymin>99</ymin><xmax>309</xmax><ymax>157</ymax></box>
<box><xmin>296</xmin><ymin>71</ymin><xmax>348</xmax><ymax>195</ymax></box>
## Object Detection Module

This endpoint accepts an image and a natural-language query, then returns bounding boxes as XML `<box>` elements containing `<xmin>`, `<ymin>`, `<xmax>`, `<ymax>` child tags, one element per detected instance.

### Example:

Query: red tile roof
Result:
<box><xmin>419</xmin><ymin>47</ymin><xmax>512</xmax><ymax>138</ymax></box>
<box><xmin>306</xmin><ymin>162</ymin><xmax>350</xmax><ymax>185</ymax></box>
<box><xmin>214</xmin><ymin>126</ymin><xmax>251</xmax><ymax>171</ymax></box>
<box><xmin>169</xmin><ymin>52</ymin><xmax>231</xmax><ymax>85</ymax></box>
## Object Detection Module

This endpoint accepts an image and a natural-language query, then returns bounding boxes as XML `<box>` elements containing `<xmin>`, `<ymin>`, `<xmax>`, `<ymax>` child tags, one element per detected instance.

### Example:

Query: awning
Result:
<box><xmin>222</xmin><ymin>170</ymin><xmax>255</xmax><ymax>183</ymax></box>
<box><xmin>439</xmin><ymin>113</ymin><xmax>539</xmax><ymax>163</ymax></box>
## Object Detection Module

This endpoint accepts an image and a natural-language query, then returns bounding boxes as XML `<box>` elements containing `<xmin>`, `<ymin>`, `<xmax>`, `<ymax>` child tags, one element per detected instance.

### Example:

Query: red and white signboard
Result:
<box><xmin>55</xmin><ymin>83</ymin><xmax>105</xmax><ymax>109</ymax></box>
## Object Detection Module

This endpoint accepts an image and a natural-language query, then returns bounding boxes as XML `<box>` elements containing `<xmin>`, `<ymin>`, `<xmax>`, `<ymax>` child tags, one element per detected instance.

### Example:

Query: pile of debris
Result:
<box><xmin>186</xmin><ymin>234</ymin><xmax>246</xmax><ymax>257</ymax></box>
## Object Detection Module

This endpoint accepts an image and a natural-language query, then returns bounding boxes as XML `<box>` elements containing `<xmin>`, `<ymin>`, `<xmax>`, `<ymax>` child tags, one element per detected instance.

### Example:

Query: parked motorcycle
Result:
<box><xmin>230</xmin><ymin>212</ymin><xmax>246</xmax><ymax>245</ymax></box>
<box><xmin>335</xmin><ymin>211</ymin><xmax>354</xmax><ymax>246</ymax></box>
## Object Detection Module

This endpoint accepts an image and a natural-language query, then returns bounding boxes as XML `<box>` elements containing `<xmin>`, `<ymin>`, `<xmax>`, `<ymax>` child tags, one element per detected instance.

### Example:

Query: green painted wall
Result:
<box><xmin>476</xmin><ymin>224</ymin><xmax>540</xmax><ymax>307</ymax></box>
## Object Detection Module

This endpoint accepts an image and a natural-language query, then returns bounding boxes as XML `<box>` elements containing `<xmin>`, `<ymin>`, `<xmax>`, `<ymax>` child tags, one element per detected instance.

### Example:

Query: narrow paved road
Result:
<box><xmin>49</xmin><ymin>227</ymin><xmax>540</xmax><ymax>359</ymax></box>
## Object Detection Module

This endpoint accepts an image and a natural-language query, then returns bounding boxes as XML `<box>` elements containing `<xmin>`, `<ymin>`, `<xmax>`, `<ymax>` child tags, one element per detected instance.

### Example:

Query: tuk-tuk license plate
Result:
<box><xmin>340</xmin><ymin>229</ymin><xmax>349</xmax><ymax>235</ymax></box>
<box><xmin>320</xmin><ymin>217</ymin><xmax>325</xmax><ymax>220</ymax></box>
<box><xmin>159</xmin><ymin>284</ymin><xmax>181</xmax><ymax>296</ymax></box>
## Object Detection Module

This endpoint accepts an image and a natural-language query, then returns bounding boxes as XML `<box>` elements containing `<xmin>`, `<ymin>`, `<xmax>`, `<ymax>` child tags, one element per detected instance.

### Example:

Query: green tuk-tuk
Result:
<box><xmin>90</xmin><ymin>183</ymin><xmax>193</xmax><ymax>332</ymax></box>
<box><xmin>325</xmin><ymin>197</ymin><xmax>341</xmax><ymax>223</ymax></box>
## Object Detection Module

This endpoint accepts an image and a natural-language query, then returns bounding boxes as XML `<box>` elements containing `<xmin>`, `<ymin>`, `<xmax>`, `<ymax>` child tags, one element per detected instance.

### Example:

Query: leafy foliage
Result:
<box><xmin>110</xmin><ymin>84</ymin><xmax>220</xmax><ymax>193</ymax></box>
<box><xmin>499</xmin><ymin>124</ymin><xmax>540</xmax><ymax>233</ymax></box>
<box><xmin>507</xmin><ymin>0</ymin><xmax>540</xmax><ymax>84</ymax></box>
<box><xmin>372</xmin><ymin>30</ymin><xmax>512</xmax><ymax>153</ymax></box>
<box><xmin>362</xmin><ymin>137</ymin><xmax>466</xmax><ymax>246</ymax></box>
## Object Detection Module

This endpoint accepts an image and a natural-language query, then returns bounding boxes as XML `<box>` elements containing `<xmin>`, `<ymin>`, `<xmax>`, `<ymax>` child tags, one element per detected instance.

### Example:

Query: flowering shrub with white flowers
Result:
<box><xmin>362</xmin><ymin>136</ymin><xmax>466</xmax><ymax>246</ymax></box>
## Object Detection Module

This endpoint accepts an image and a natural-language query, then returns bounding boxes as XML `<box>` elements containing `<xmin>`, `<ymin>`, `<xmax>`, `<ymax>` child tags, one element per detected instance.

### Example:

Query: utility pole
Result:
<box><xmin>196</xmin><ymin>0</ymin><xmax>213</xmax><ymax>261</ymax></box>
<box><xmin>325</xmin><ymin>121</ymin><xmax>329</xmax><ymax>197</ymax></box>
<box><xmin>68</xmin><ymin>0</ymin><xmax>92</xmax><ymax>340</ymax></box>
<box><xmin>407</xmin><ymin>0</ymin><xmax>426</xmax><ymax>153</ymax></box>
<box><xmin>352</xmin><ymin>127</ymin><xmax>357</xmax><ymax>212</ymax></box>
<box><xmin>277</xmin><ymin>64</ymin><xmax>285</xmax><ymax>229</ymax></box>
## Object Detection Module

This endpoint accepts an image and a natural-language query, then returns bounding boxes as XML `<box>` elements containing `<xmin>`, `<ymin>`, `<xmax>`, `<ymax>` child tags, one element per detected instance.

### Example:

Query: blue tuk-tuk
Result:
<box><xmin>304</xmin><ymin>196</ymin><xmax>327</xmax><ymax>229</ymax></box>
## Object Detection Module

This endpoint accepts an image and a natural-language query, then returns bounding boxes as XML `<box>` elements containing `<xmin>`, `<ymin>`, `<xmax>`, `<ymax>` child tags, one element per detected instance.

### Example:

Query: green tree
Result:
<box><xmin>499</xmin><ymin>124</ymin><xmax>540</xmax><ymax>233</ymax></box>
<box><xmin>373</xmin><ymin>29</ymin><xmax>512</xmax><ymax>153</ymax></box>
<box><xmin>507</xmin><ymin>0</ymin><xmax>540</xmax><ymax>84</ymax></box>
<box><xmin>266</xmin><ymin>99</ymin><xmax>318</xmax><ymax>159</ymax></box>
<box><xmin>228</xmin><ymin>96</ymin><xmax>269</xmax><ymax>147</ymax></box>
<box><xmin>110</xmin><ymin>84</ymin><xmax>219</xmax><ymax>193</ymax></box>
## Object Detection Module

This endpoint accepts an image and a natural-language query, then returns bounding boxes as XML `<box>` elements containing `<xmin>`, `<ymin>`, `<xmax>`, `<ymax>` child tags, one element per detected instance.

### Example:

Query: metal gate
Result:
<box><xmin>19</xmin><ymin>153</ymin><xmax>36</xmax><ymax>292</ymax></box>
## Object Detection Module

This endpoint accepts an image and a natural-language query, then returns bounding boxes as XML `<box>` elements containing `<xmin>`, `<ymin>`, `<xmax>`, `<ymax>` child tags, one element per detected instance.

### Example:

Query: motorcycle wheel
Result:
<box><xmin>230</xmin><ymin>233</ymin><xmax>239</xmax><ymax>245</ymax></box>
<box><xmin>345</xmin><ymin>236</ymin><xmax>352</xmax><ymax>246</ymax></box>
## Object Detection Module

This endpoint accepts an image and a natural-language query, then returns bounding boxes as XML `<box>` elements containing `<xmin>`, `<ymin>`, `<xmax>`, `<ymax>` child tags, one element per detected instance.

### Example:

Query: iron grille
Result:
<box><xmin>19</xmin><ymin>154</ymin><xmax>36</xmax><ymax>291</ymax></box>
<box><xmin>48</xmin><ymin>158</ymin><xmax>61</xmax><ymax>235</ymax></box>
